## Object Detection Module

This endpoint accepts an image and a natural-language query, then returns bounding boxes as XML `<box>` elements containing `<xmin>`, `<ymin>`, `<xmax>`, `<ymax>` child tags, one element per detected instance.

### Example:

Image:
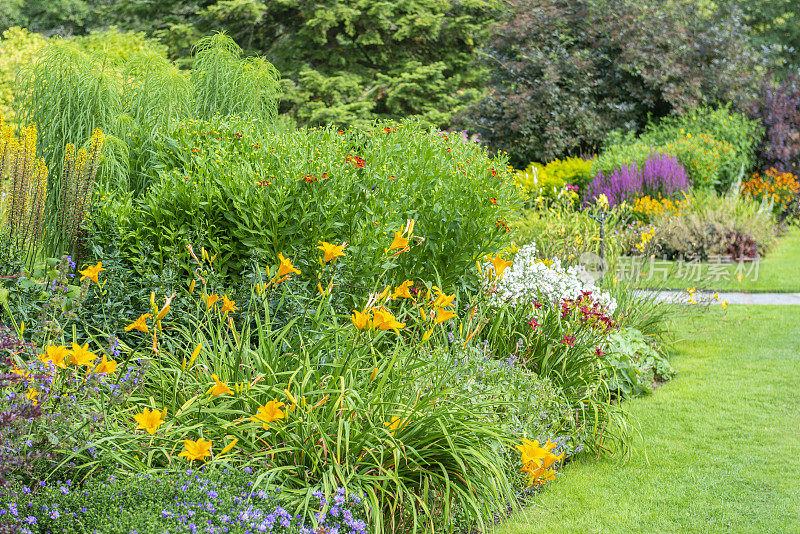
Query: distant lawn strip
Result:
<box><xmin>495</xmin><ymin>305</ymin><xmax>800</xmax><ymax>534</ymax></box>
<box><xmin>633</xmin><ymin>226</ymin><xmax>800</xmax><ymax>292</ymax></box>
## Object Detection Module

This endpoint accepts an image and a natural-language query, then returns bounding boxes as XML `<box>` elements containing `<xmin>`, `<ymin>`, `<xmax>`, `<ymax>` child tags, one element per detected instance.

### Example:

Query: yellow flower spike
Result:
<box><xmin>207</xmin><ymin>374</ymin><xmax>233</xmax><ymax>396</ymax></box>
<box><xmin>78</xmin><ymin>261</ymin><xmax>105</xmax><ymax>286</ymax></box>
<box><xmin>179</xmin><ymin>437</ymin><xmax>212</xmax><ymax>461</ymax></box>
<box><xmin>133</xmin><ymin>407</ymin><xmax>167</xmax><ymax>435</ymax></box>
<box><xmin>219</xmin><ymin>438</ymin><xmax>238</xmax><ymax>455</ymax></box>
<box><xmin>125</xmin><ymin>313</ymin><xmax>152</xmax><ymax>333</ymax></box>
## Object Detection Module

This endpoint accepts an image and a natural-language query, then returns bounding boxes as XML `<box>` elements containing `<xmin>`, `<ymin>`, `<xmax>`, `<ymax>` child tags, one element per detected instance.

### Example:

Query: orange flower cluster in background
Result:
<box><xmin>741</xmin><ymin>167</ymin><xmax>800</xmax><ymax>208</ymax></box>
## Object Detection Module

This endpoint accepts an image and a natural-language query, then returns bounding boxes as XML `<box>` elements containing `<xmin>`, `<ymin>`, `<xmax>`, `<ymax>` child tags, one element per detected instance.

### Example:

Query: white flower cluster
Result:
<box><xmin>491</xmin><ymin>242</ymin><xmax>617</xmax><ymax>313</ymax></box>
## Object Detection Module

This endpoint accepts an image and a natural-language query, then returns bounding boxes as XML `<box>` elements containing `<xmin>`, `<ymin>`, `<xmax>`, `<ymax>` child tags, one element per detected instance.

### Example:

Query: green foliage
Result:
<box><xmin>545</xmin><ymin>157</ymin><xmax>594</xmax><ymax>190</ymax></box>
<box><xmin>0</xmin><ymin>27</ymin><xmax>46</xmax><ymax>120</ymax></box>
<box><xmin>91</xmin><ymin>119</ymin><xmax>520</xmax><ymax>295</ymax></box>
<box><xmin>642</xmin><ymin>105</ymin><xmax>764</xmax><ymax>189</ymax></box>
<box><xmin>462</xmin><ymin>0</ymin><xmax>766</xmax><ymax>167</ymax></box>
<box><xmin>605</xmin><ymin>327</ymin><xmax>674</xmax><ymax>397</ymax></box>
<box><xmin>14</xmin><ymin>32</ymin><xmax>282</xmax><ymax>212</ymax></box>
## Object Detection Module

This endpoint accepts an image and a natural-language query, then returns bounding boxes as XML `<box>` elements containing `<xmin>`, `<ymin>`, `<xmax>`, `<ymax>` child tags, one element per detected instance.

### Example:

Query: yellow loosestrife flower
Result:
<box><xmin>134</xmin><ymin>407</ymin><xmax>167</xmax><ymax>435</ymax></box>
<box><xmin>250</xmin><ymin>400</ymin><xmax>287</xmax><ymax>429</ymax></box>
<box><xmin>78</xmin><ymin>261</ymin><xmax>105</xmax><ymax>285</ymax></box>
<box><xmin>125</xmin><ymin>313</ymin><xmax>152</xmax><ymax>333</ymax></box>
<box><xmin>317</xmin><ymin>241</ymin><xmax>346</xmax><ymax>263</ymax></box>
<box><xmin>178</xmin><ymin>437</ymin><xmax>212</xmax><ymax>461</ymax></box>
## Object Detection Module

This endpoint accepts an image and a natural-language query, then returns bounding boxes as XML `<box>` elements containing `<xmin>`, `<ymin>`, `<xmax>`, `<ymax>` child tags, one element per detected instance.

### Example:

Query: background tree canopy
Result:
<box><xmin>1</xmin><ymin>0</ymin><xmax>798</xmax><ymax>164</ymax></box>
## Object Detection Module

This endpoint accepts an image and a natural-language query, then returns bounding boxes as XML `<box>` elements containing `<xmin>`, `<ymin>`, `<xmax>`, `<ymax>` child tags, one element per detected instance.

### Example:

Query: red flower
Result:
<box><xmin>382</xmin><ymin>127</ymin><xmax>395</xmax><ymax>133</ymax></box>
<box><xmin>320</xmin><ymin>173</ymin><xmax>328</xmax><ymax>179</ymax></box>
<box><xmin>234</xmin><ymin>132</ymin><xmax>242</xmax><ymax>138</ymax></box>
<box><xmin>192</xmin><ymin>148</ymin><xmax>201</xmax><ymax>153</ymax></box>
<box><xmin>595</xmin><ymin>347</ymin><xmax>605</xmax><ymax>357</ymax></box>
<box><xmin>561</xmin><ymin>335</ymin><xmax>576</xmax><ymax>346</ymax></box>
<box><xmin>489</xmin><ymin>197</ymin><xmax>497</xmax><ymax>204</ymax></box>
<box><xmin>490</xmin><ymin>168</ymin><xmax>498</xmax><ymax>177</ymax></box>
<box><xmin>527</xmin><ymin>317</ymin><xmax>539</xmax><ymax>330</ymax></box>
<box><xmin>302</xmin><ymin>174</ymin><xmax>318</xmax><ymax>183</ymax></box>
<box><xmin>257</xmin><ymin>180</ymin><xmax>271</xmax><ymax>186</ymax></box>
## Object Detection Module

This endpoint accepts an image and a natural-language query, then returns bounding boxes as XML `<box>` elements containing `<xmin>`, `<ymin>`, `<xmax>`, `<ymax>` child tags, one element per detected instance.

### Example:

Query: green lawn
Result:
<box><xmin>633</xmin><ymin>226</ymin><xmax>800</xmax><ymax>292</ymax></box>
<box><xmin>495</xmin><ymin>305</ymin><xmax>800</xmax><ymax>534</ymax></box>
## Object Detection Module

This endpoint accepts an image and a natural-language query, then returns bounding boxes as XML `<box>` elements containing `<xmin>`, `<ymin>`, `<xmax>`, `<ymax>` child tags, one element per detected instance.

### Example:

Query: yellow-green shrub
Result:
<box><xmin>0</xmin><ymin>27</ymin><xmax>46</xmax><ymax>120</ymax></box>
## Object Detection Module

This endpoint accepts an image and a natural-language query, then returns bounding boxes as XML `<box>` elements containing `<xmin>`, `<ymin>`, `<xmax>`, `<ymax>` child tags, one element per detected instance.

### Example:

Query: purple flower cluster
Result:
<box><xmin>4</xmin><ymin>470</ymin><xmax>370</xmax><ymax>534</ymax></box>
<box><xmin>586</xmin><ymin>153</ymin><xmax>691</xmax><ymax>207</ymax></box>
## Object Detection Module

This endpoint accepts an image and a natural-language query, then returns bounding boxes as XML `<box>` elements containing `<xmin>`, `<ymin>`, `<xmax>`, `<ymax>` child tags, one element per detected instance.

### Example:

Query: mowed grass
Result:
<box><xmin>494</xmin><ymin>305</ymin><xmax>800</xmax><ymax>534</ymax></box>
<box><xmin>635</xmin><ymin>226</ymin><xmax>800</xmax><ymax>292</ymax></box>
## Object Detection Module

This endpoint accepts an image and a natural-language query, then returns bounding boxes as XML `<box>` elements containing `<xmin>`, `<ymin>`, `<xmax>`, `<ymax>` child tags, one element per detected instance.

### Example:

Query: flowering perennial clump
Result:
<box><xmin>492</xmin><ymin>242</ymin><xmax>616</xmax><ymax>312</ymax></box>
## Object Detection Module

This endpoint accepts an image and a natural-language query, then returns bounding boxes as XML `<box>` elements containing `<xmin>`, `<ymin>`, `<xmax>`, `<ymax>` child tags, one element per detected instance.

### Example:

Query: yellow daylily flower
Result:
<box><xmin>372</xmin><ymin>308</ymin><xmax>406</xmax><ymax>334</ymax></box>
<box><xmin>93</xmin><ymin>354</ymin><xmax>118</xmax><ymax>375</ymax></box>
<box><xmin>178</xmin><ymin>437</ymin><xmax>212</xmax><ymax>461</ymax></box>
<box><xmin>38</xmin><ymin>344</ymin><xmax>68</xmax><ymax>369</ymax></box>
<box><xmin>351</xmin><ymin>310</ymin><xmax>371</xmax><ymax>330</ymax></box>
<box><xmin>221</xmin><ymin>295</ymin><xmax>237</xmax><ymax>315</ymax></box>
<box><xmin>391</xmin><ymin>280</ymin><xmax>414</xmax><ymax>299</ymax></box>
<box><xmin>434</xmin><ymin>308</ymin><xmax>456</xmax><ymax>324</ymax></box>
<box><xmin>486</xmin><ymin>254</ymin><xmax>513</xmax><ymax>278</ymax></box>
<box><xmin>207</xmin><ymin>374</ymin><xmax>233</xmax><ymax>396</ymax></box>
<box><xmin>203</xmin><ymin>293</ymin><xmax>221</xmax><ymax>309</ymax></box>
<box><xmin>133</xmin><ymin>407</ymin><xmax>167</xmax><ymax>435</ymax></box>
<box><xmin>277</xmin><ymin>253</ymin><xmax>301</xmax><ymax>277</ymax></box>
<box><xmin>124</xmin><ymin>313</ymin><xmax>152</xmax><ymax>333</ymax></box>
<box><xmin>78</xmin><ymin>261</ymin><xmax>105</xmax><ymax>285</ymax></box>
<box><xmin>250</xmin><ymin>400</ymin><xmax>287</xmax><ymax>429</ymax></box>
<box><xmin>68</xmin><ymin>343</ymin><xmax>96</xmax><ymax>367</ymax></box>
<box><xmin>317</xmin><ymin>241</ymin><xmax>346</xmax><ymax>263</ymax></box>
